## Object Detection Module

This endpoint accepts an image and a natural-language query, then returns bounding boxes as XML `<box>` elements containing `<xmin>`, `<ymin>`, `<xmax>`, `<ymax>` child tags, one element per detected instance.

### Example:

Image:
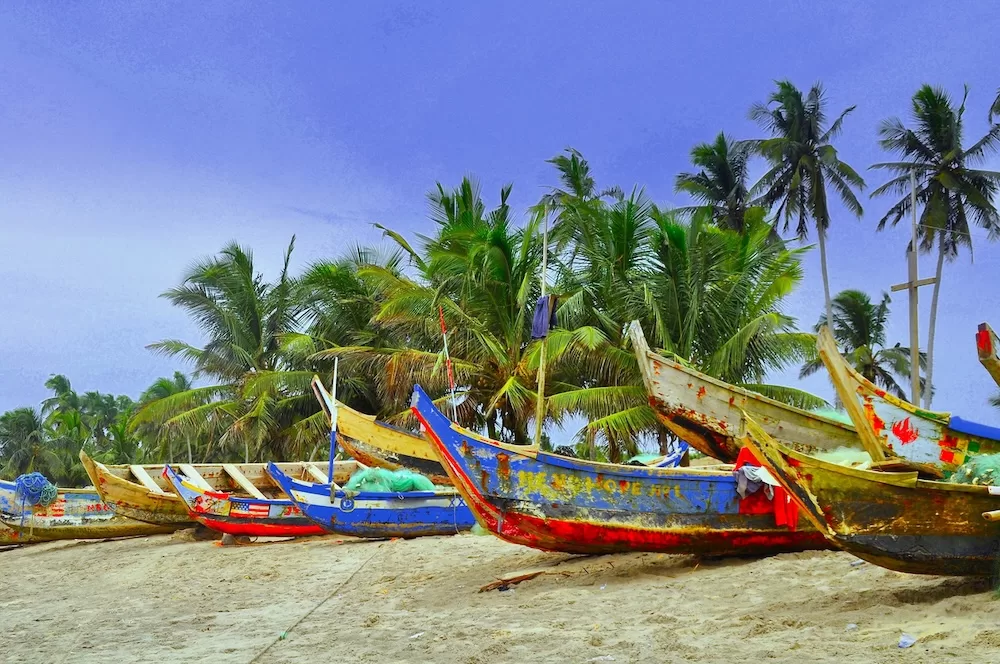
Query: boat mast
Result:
<box><xmin>533</xmin><ymin>207</ymin><xmax>549</xmax><ymax>448</ymax></box>
<box><xmin>328</xmin><ymin>357</ymin><xmax>339</xmax><ymax>482</ymax></box>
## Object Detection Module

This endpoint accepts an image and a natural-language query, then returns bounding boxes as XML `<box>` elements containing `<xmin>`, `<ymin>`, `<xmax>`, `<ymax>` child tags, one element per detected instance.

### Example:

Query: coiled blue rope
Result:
<box><xmin>15</xmin><ymin>472</ymin><xmax>58</xmax><ymax>507</ymax></box>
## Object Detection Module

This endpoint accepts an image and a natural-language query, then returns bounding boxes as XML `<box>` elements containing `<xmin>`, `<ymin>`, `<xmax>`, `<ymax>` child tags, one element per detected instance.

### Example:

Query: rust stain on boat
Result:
<box><xmin>497</xmin><ymin>453</ymin><xmax>511</xmax><ymax>481</ymax></box>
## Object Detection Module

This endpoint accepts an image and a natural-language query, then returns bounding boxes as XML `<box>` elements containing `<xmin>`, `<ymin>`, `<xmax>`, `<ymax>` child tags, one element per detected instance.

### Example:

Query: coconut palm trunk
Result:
<box><xmin>923</xmin><ymin>243</ymin><xmax>945</xmax><ymax>408</ymax></box>
<box><xmin>817</xmin><ymin>227</ymin><xmax>834</xmax><ymax>327</ymax></box>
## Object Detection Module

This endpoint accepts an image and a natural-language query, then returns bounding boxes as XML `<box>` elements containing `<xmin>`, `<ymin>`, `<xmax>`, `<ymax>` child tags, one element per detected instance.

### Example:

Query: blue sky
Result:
<box><xmin>1</xmin><ymin>3</ymin><xmax>999</xmax><ymax>422</ymax></box>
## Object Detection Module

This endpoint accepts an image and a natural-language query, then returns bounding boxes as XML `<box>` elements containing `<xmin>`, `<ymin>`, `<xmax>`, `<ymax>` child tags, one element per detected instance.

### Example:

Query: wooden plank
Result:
<box><xmin>222</xmin><ymin>464</ymin><xmax>267</xmax><ymax>499</ymax></box>
<box><xmin>817</xmin><ymin>326</ymin><xmax>888</xmax><ymax>462</ymax></box>
<box><xmin>129</xmin><ymin>465</ymin><xmax>168</xmax><ymax>494</ymax></box>
<box><xmin>304</xmin><ymin>463</ymin><xmax>329</xmax><ymax>483</ymax></box>
<box><xmin>890</xmin><ymin>276</ymin><xmax>936</xmax><ymax>292</ymax></box>
<box><xmin>178</xmin><ymin>464</ymin><xmax>213</xmax><ymax>490</ymax></box>
<box><xmin>478</xmin><ymin>566</ymin><xmax>573</xmax><ymax>592</ymax></box>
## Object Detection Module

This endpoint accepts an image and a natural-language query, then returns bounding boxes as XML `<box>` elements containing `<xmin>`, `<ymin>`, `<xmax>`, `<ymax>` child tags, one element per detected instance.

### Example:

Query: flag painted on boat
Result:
<box><xmin>230</xmin><ymin>502</ymin><xmax>271</xmax><ymax>518</ymax></box>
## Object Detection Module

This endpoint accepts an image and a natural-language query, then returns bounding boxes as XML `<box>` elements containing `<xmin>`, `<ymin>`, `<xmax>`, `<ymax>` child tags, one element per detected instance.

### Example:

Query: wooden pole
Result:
<box><xmin>907</xmin><ymin>170</ymin><xmax>921</xmax><ymax>406</ymax></box>
<box><xmin>533</xmin><ymin>209</ymin><xmax>549</xmax><ymax>449</ymax></box>
<box><xmin>327</xmin><ymin>357</ymin><xmax>339</xmax><ymax>482</ymax></box>
<box><xmin>438</xmin><ymin>306</ymin><xmax>458</xmax><ymax>421</ymax></box>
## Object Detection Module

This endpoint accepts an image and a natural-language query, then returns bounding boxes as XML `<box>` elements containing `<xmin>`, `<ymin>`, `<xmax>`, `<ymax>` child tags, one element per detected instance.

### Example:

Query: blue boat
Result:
<box><xmin>266</xmin><ymin>463</ymin><xmax>476</xmax><ymax>538</ymax></box>
<box><xmin>411</xmin><ymin>385</ymin><xmax>829</xmax><ymax>556</ymax></box>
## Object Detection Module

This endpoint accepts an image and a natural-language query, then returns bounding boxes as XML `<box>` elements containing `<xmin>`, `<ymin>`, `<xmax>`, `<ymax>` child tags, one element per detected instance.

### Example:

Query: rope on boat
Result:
<box><xmin>249</xmin><ymin>541</ymin><xmax>387</xmax><ymax>663</ymax></box>
<box><xmin>14</xmin><ymin>473</ymin><xmax>57</xmax><ymax>507</ymax></box>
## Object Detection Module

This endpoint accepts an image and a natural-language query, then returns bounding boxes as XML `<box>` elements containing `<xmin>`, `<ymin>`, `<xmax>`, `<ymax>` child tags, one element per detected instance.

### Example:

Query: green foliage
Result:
<box><xmin>675</xmin><ymin>132</ymin><xmax>752</xmax><ymax>232</ymax></box>
<box><xmin>871</xmin><ymin>84</ymin><xmax>1000</xmax><ymax>259</ymax></box>
<box><xmin>799</xmin><ymin>289</ymin><xmax>923</xmax><ymax>400</ymax></box>
<box><xmin>0</xmin><ymin>376</ymin><xmax>148</xmax><ymax>485</ymax></box>
<box><xmin>750</xmin><ymin>80</ymin><xmax>866</xmax><ymax>237</ymax></box>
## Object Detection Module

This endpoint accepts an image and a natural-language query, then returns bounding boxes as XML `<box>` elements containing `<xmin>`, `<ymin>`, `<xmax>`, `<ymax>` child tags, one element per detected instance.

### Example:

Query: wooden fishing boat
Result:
<box><xmin>80</xmin><ymin>450</ymin><xmax>338</xmax><ymax>527</ymax></box>
<box><xmin>411</xmin><ymin>385</ymin><xmax>829</xmax><ymax>556</ymax></box>
<box><xmin>741</xmin><ymin>415</ymin><xmax>1000</xmax><ymax>576</ymax></box>
<box><xmin>817</xmin><ymin>325</ymin><xmax>1000</xmax><ymax>472</ymax></box>
<box><xmin>266</xmin><ymin>462</ymin><xmax>475</xmax><ymax>538</ymax></box>
<box><xmin>977</xmin><ymin>323</ymin><xmax>1000</xmax><ymax>388</ymax></box>
<box><xmin>628</xmin><ymin>321</ymin><xmax>861</xmax><ymax>463</ymax></box>
<box><xmin>162</xmin><ymin>464</ymin><xmax>359</xmax><ymax>537</ymax></box>
<box><xmin>311</xmin><ymin>378</ymin><xmax>452</xmax><ymax>485</ymax></box>
<box><xmin>0</xmin><ymin>478</ymin><xmax>172</xmax><ymax>543</ymax></box>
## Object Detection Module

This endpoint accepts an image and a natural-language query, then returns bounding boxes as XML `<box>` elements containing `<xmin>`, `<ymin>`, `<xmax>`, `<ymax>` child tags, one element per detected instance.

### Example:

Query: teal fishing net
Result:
<box><xmin>950</xmin><ymin>454</ymin><xmax>1000</xmax><ymax>486</ymax></box>
<box><xmin>14</xmin><ymin>473</ymin><xmax>58</xmax><ymax>507</ymax></box>
<box><xmin>810</xmin><ymin>408</ymin><xmax>855</xmax><ymax>426</ymax></box>
<box><xmin>344</xmin><ymin>467</ymin><xmax>437</xmax><ymax>493</ymax></box>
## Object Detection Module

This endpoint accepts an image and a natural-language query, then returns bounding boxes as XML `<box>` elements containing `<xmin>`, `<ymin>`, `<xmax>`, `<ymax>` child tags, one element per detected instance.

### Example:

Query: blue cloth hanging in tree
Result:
<box><xmin>531</xmin><ymin>295</ymin><xmax>558</xmax><ymax>339</ymax></box>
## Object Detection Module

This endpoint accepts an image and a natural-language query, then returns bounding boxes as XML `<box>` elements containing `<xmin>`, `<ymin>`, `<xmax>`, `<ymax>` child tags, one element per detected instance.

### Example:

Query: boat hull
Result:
<box><xmin>411</xmin><ymin>385</ymin><xmax>828</xmax><ymax>556</ymax></box>
<box><xmin>0</xmin><ymin>480</ymin><xmax>172</xmax><ymax>542</ymax></box>
<box><xmin>742</xmin><ymin>417</ymin><xmax>1000</xmax><ymax>576</ymax></box>
<box><xmin>628</xmin><ymin>322</ymin><xmax>860</xmax><ymax>462</ymax></box>
<box><xmin>267</xmin><ymin>464</ymin><xmax>475</xmax><ymax>539</ymax></box>
<box><xmin>163</xmin><ymin>466</ymin><xmax>326</xmax><ymax>538</ymax></box>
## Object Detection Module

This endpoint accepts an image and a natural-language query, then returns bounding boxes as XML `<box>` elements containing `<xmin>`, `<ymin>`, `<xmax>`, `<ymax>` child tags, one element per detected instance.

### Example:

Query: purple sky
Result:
<box><xmin>2</xmin><ymin>3</ymin><xmax>999</xmax><ymax>422</ymax></box>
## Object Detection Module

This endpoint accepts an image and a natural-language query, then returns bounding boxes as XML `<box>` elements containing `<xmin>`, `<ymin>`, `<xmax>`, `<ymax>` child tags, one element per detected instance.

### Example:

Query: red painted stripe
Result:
<box><xmin>195</xmin><ymin>517</ymin><xmax>326</xmax><ymax>537</ymax></box>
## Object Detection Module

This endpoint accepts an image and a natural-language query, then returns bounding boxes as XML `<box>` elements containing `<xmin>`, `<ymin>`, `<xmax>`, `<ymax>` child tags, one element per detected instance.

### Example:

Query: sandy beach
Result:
<box><xmin>2</xmin><ymin>531</ymin><xmax>998</xmax><ymax>663</ymax></box>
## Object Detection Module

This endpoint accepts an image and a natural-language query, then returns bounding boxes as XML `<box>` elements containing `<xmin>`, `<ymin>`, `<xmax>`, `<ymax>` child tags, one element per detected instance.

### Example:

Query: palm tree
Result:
<box><xmin>750</xmin><ymin>81</ymin><xmax>866</xmax><ymax>327</ymax></box>
<box><xmin>989</xmin><ymin>88</ymin><xmax>1000</xmax><ymax>123</ymax></box>
<box><xmin>344</xmin><ymin>178</ymin><xmax>546</xmax><ymax>443</ymax></box>
<box><xmin>800</xmin><ymin>290</ymin><xmax>919</xmax><ymax>400</ymax></box>
<box><xmin>870</xmin><ymin>85</ymin><xmax>1000</xmax><ymax>408</ymax></box>
<box><xmin>0</xmin><ymin>408</ymin><xmax>60</xmax><ymax>480</ymax></box>
<box><xmin>136</xmin><ymin>372</ymin><xmax>195</xmax><ymax>462</ymax></box>
<box><xmin>675</xmin><ymin>133</ymin><xmax>752</xmax><ymax>231</ymax></box>
<box><xmin>41</xmin><ymin>374</ymin><xmax>80</xmax><ymax>419</ymax></box>
<box><xmin>135</xmin><ymin>237</ymin><xmax>324</xmax><ymax>462</ymax></box>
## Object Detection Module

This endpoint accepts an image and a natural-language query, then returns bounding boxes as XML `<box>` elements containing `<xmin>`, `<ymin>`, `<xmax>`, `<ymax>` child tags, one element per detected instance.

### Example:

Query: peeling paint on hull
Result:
<box><xmin>412</xmin><ymin>386</ymin><xmax>828</xmax><ymax>557</ymax></box>
<box><xmin>0</xmin><ymin>479</ymin><xmax>171</xmax><ymax>542</ymax></box>
<box><xmin>627</xmin><ymin>322</ymin><xmax>861</xmax><ymax>463</ymax></box>
<box><xmin>743</xmin><ymin>418</ymin><xmax>1000</xmax><ymax>576</ymax></box>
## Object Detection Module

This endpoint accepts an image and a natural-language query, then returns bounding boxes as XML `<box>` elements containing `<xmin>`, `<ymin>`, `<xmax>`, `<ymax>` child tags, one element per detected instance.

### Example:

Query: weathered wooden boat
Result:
<box><xmin>266</xmin><ymin>462</ymin><xmax>476</xmax><ymax>538</ymax></box>
<box><xmin>977</xmin><ymin>322</ymin><xmax>1000</xmax><ymax>388</ymax></box>
<box><xmin>162</xmin><ymin>464</ymin><xmax>358</xmax><ymax>537</ymax></box>
<box><xmin>817</xmin><ymin>325</ymin><xmax>1000</xmax><ymax>472</ymax></box>
<box><xmin>80</xmin><ymin>450</ymin><xmax>338</xmax><ymax>527</ymax></box>
<box><xmin>741</xmin><ymin>415</ymin><xmax>1000</xmax><ymax>576</ymax></box>
<box><xmin>628</xmin><ymin>321</ymin><xmax>861</xmax><ymax>463</ymax></box>
<box><xmin>311</xmin><ymin>377</ymin><xmax>452</xmax><ymax>485</ymax></box>
<box><xmin>0</xmin><ymin>478</ymin><xmax>172</xmax><ymax>543</ymax></box>
<box><xmin>411</xmin><ymin>385</ymin><xmax>829</xmax><ymax>556</ymax></box>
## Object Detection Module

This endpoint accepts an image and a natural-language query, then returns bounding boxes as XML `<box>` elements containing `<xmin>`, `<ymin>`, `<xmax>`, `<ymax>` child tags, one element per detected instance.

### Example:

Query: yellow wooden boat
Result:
<box><xmin>311</xmin><ymin>377</ymin><xmax>452</xmax><ymax>485</ymax></box>
<box><xmin>741</xmin><ymin>414</ymin><xmax>1000</xmax><ymax>576</ymax></box>
<box><xmin>80</xmin><ymin>451</ymin><xmax>348</xmax><ymax>527</ymax></box>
